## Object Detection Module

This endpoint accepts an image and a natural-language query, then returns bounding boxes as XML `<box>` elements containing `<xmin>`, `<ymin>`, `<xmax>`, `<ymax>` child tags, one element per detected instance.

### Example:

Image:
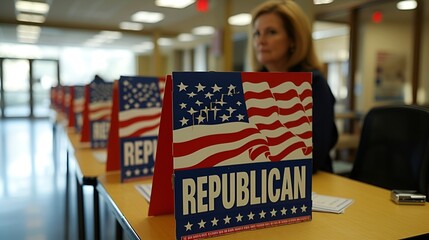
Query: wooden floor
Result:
<box><xmin>0</xmin><ymin>119</ymin><xmax>118</xmax><ymax>240</ymax></box>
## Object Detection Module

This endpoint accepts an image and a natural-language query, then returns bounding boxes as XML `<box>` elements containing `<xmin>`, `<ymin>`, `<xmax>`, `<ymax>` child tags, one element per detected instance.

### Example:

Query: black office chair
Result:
<box><xmin>350</xmin><ymin>105</ymin><xmax>429</xmax><ymax>197</ymax></box>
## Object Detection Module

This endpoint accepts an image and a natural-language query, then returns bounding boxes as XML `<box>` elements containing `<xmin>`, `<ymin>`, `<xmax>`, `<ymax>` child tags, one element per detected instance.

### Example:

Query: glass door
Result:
<box><xmin>0</xmin><ymin>58</ymin><xmax>60</xmax><ymax>118</ymax></box>
<box><xmin>3</xmin><ymin>59</ymin><xmax>30</xmax><ymax>117</ymax></box>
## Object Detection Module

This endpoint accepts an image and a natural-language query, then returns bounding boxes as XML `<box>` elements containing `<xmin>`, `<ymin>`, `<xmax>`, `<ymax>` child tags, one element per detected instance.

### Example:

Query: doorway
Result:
<box><xmin>0</xmin><ymin>58</ymin><xmax>60</xmax><ymax>118</ymax></box>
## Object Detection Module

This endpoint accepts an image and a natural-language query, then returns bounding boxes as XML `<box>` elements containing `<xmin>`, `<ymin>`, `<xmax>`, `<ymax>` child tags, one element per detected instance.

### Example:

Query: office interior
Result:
<box><xmin>0</xmin><ymin>0</ymin><xmax>428</xmax><ymax>239</ymax></box>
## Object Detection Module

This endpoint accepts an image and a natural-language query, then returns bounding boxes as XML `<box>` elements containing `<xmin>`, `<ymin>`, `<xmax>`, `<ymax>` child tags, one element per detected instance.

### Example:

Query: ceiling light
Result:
<box><xmin>157</xmin><ymin>38</ymin><xmax>173</xmax><ymax>46</ymax></box>
<box><xmin>17</xmin><ymin>25</ymin><xmax>40</xmax><ymax>44</ymax></box>
<box><xmin>131</xmin><ymin>11</ymin><xmax>164</xmax><ymax>23</ymax></box>
<box><xmin>100</xmin><ymin>31</ymin><xmax>122</xmax><ymax>39</ymax></box>
<box><xmin>119</xmin><ymin>21</ymin><xmax>144</xmax><ymax>31</ymax></box>
<box><xmin>192</xmin><ymin>26</ymin><xmax>215</xmax><ymax>35</ymax></box>
<box><xmin>83</xmin><ymin>31</ymin><xmax>122</xmax><ymax>47</ymax></box>
<box><xmin>133</xmin><ymin>42</ymin><xmax>154</xmax><ymax>52</ymax></box>
<box><xmin>155</xmin><ymin>0</ymin><xmax>195</xmax><ymax>8</ymax></box>
<box><xmin>17</xmin><ymin>13</ymin><xmax>46</xmax><ymax>23</ymax></box>
<box><xmin>15</xmin><ymin>0</ymin><xmax>50</xmax><ymax>14</ymax></box>
<box><xmin>17</xmin><ymin>25</ymin><xmax>41</xmax><ymax>34</ymax></box>
<box><xmin>84</xmin><ymin>39</ymin><xmax>102</xmax><ymax>47</ymax></box>
<box><xmin>178</xmin><ymin>33</ymin><xmax>195</xmax><ymax>42</ymax></box>
<box><xmin>396</xmin><ymin>0</ymin><xmax>417</xmax><ymax>10</ymax></box>
<box><xmin>18</xmin><ymin>36</ymin><xmax>38</xmax><ymax>43</ymax></box>
<box><xmin>228</xmin><ymin>13</ymin><xmax>251</xmax><ymax>26</ymax></box>
<box><xmin>313</xmin><ymin>0</ymin><xmax>334</xmax><ymax>5</ymax></box>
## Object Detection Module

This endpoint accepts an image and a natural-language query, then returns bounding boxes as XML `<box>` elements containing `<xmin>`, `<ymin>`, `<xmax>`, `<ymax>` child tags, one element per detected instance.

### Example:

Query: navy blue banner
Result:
<box><xmin>90</xmin><ymin>120</ymin><xmax>110</xmax><ymax>148</ymax></box>
<box><xmin>120</xmin><ymin>136</ymin><xmax>157</xmax><ymax>181</ymax></box>
<box><xmin>174</xmin><ymin>159</ymin><xmax>312</xmax><ymax>239</ymax></box>
<box><xmin>73</xmin><ymin>85</ymin><xmax>85</xmax><ymax>133</ymax></box>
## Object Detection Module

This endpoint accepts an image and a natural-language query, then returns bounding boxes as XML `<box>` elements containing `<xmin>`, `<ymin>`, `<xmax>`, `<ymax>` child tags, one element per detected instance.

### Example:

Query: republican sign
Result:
<box><xmin>172</xmin><ymin>72</ymin><xmax>313</xmax><ymax>239</ymax></box>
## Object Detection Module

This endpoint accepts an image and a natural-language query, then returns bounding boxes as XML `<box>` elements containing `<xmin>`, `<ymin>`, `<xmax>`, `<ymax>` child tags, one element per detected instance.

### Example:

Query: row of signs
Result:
<box><xmin>51</xmin><ymin>72</ymin><xmax>314</xmax><ymax>240</ymax></box>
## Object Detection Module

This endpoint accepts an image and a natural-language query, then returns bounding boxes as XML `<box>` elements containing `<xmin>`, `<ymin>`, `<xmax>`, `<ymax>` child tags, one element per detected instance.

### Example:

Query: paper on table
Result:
<box><xmin>312</xmin><ymin>192</ymin><xmax>354</xmax><ymax>214</ymax></box>
<box><xmin>135</xmin><ymin>183</ymin><xmax>152</xmax><ymax>202</ymax></box>
<box><xmin>92</xmin><ymin>150</ymin><xmax>107</xmax><ymax>163</ymax></box>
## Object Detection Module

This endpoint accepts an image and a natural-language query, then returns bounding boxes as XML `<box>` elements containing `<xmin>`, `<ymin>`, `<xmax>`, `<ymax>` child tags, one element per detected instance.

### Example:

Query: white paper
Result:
<box><xmin>312</xmin><ymin>192</ymin><xmax>354</xmax><ymax>214</ymax></box>
<box><xmin>135</xmin><ymin>183</ymin><xmax>152</xmax><ymax>202</ymax></box>
<box><xmin>92</xmin><ymin>151</ymin><xmax>107</xmax><ymax>163</ymax></box>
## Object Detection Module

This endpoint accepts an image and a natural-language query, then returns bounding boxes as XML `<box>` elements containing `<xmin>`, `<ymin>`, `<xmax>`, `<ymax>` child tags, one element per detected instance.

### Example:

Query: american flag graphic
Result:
<box><xmin>118</xmin><ymin>76</ymin><xmax>163</xmax><ymax>138</ymax></box>
<box><xmin>73</xmin><ymin>85</ymin><xmax>85</xmax><ymax>132</ymax></box>
<box><xmin>74</xmin><ymin>86</ymin><xmax>85</xmax><ymax>114</ymax></box>
<box><xmin>172</xmin><ymin>72</ymin><xmax>312</xmax><ymax>170</ymax></box>
<box><xmin>89</xmin><ymin>81</ymin><xmax>113</xmax><ymax>121</ymax></box>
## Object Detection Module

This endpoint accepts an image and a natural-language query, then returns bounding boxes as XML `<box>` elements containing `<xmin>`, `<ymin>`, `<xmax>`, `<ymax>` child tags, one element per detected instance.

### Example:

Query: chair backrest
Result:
<box><xmin>350</xmin><ymin>105</ymin><xmax>429</xmax><ymax>196</ymax></box>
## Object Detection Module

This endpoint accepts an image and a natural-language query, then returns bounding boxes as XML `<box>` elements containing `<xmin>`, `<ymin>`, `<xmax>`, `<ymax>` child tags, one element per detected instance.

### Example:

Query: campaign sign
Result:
<box><xmin>73</xmin><ymin>85</ymin><xmax>85</xmax><ymax>133</ymax></box>
<box><xmin>63</xmin><ymin>86</ymin><xmax>71</xmax><ymax>116</ymax></box>
<box><xmin>172</xmin><ymin>72</ymin><xmax>313</xmax><ymax>239</ymax></box>
<box><xmin>88</xmin><ymin>80</ymin><xmax>113</xmax><ymax>148</ymax></box>
<box><xmin>117</xmin><ymin>76</ymin><xmax>163</xmax><ymax>182</ymax></box>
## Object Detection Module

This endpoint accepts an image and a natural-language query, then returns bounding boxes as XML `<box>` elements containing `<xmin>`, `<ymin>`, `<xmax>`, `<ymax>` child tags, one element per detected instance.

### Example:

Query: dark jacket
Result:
<box><xmin>261</xmin><ymin>66</ymin><xmax>338</xmax><ymax>173</ymax></box>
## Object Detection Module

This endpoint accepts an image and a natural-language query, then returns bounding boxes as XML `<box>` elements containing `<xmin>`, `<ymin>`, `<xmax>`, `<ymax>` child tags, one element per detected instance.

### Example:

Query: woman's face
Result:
<box><xmin>253</xmin><ymin>12</ymin><xmax>291</xmax><ymax>70</ymax></box>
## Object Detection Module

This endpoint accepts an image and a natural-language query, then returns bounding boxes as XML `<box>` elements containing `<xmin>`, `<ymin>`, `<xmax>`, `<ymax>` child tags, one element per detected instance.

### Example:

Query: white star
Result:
<box><xmin>184</xmin><ymin>221</ymin><xmax>193</xmax><ymax>231</ymax></box>
<box><xmin>226</xmin><ymin>107</ymin><xmax>236</xmax><ymax>115</ymax></box>
<box><xmin>236</xmin><ymin>114</ymin><xmax>245</xmax><ymax>121</ymax></box>
<box><xmin>211</xmin><ymin>217</ymin><xmax>219</xmax><ymax>226</ymax></box>
<box><xmin>281</xmin><ymin>207</ymin><xmax>287</xmax><ymax>215</ymax></box>
<box><xmin>195</xmin><ymin>83</ymin><xmax>206</xmax><ymax>92</ymax></box>
<box><xmin>220</xmin><ymin>114</ymin><xmax>230</xmax><ymax>122</ymax></box>
<box><xmin>188</xmin><ymin>107</ymin><xmax>197</xmax><ymax>115</ymax></box>
<box><xmin>301</xmin><ymin>204</ymin><xmax>307</xmax><ymax>212</ymax></box>
<box><xmin>187</xmin><ymin>92</ymin><xmax>197</xmax><ymax>98</ymax></box>
<box><xmin>178</xmin><ymin>82</ymin><xmax>188</xmax><ymax>91</ymax></box>
<box><xmin>125</xmin><ymin>170</ymin><xmax>132</xmax><ymax>177</ymax></box>
<box><xmin>180</xmin><ymin>117</ymin><xmax>189</xmax><ymax>126</ymax></box>
<box><xmin>143</xmin><ymin>168</ymin><xmax>149</xmax><ymax>174</ymax></box>
<box><xmin>236</xmin><ymin>213</ymin><xmax>243</xmax><ymax>222</ymax></box>
<box><xmin>179</xmin><ymin>103</ymin><xmax>187</xmax><ymax>109</ymax></box>
<box><xmin>198</xmin><ymin>219</ymin><xmax>206</xmax><ymax>229</ymax></box>
<box><xmin>236</xmin><ymin>101</ymin><xmax>242</xmax><ymax>106</ymax></box>
<box><xmin>205</xmin><ymin>92</ymin><xmax>214</xmax><ymax>99</ymax></box>
<box><xmin>195</xmin><ymin>100</ymin><xmax>203</xmax><ymax>106</ymax></box>
<box><xmin>291</xmin><ymin>206</ymin><xmax>297</xmax><ymax>214</ymax></box>
<box><xmin>134</xmin><ymin>169</ymin><xmax>141</xmax><ymax>176</ymax></box>
<box><xmin>212</xmin><ymin>84</ymin><xmax>222</xmax><ymax>92</ymax></box>
<box><xmin>224</xmin><ymin>215</ymin><xmax>231</xmax><ymax>224</ymax></box>
<box><xmin>227</xmin><ymin>84</ymin><xmax>236</xmax><ymax>93</ymax></box>
<box><xmin>248</xmin><ymin>212</ymin><xmax>255</xmax><ymax>220</ymax></box>
<box><xmin>196</xmin><ymin>114</ymin><xmax>205</xmax><ymax>124</ymax></box>
<box><xmin>259</xmin><ymin>210</ymin><xmax>266</xmax><ymax>219</ymax></box>
<box><xmin>270</xmin><ymin>208</ymin><xmax>277</xmax><ymax>217</ymax></box>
